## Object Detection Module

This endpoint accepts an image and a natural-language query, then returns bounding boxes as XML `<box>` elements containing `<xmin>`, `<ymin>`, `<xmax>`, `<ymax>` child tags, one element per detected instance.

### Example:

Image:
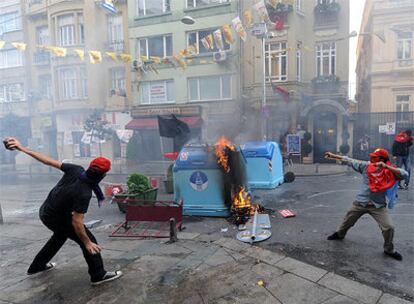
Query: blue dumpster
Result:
<box><xmin>173</xmin><ymin>145</ymin><xmax>230</xmax><ymax>217</ymax></box>
<box><xmin>241</xmin><ymin>141</ymin><xmax>284</xmax><ymax>189</ymax></box>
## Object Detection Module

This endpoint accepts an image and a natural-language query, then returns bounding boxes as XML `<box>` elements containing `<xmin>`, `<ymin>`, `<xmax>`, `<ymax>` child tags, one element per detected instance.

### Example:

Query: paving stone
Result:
<box><xmin>321</xmin><ymin>295</ymin><xmax>361</xmax><ymax>304</ymax></box>
<box><xmin>274</xmin><ymin>257</ymin><xmax>327</xmax><ymax>282</ymax></box>
<box><xmin>214</xmin><ymin>237</ymin><xmax>251</xmax><ymax>253</ymax></box>
<box><xmin>251</xmin><ymin>262</ymin><xmax>284</xmax><ymax>281</ymax></box>
<box><xmin>244</xmin><ymin>246</ymin><xmax>286</xmax><ymax>265</ymax></box>
<box><xmin>177</xmin><ymin>232</ymin><xmax>200</xmax><ymax>240</ymax></box>
<box><xmin>266</xmin><ymin>273</ymin><xmax>338</xmax><ymax>304</ymax></box>
<box><xmin>378</xmin><ymin>293</ymin><xmax>414</xmax><ymax>304</ymax></box>
<box><xmin>319</xmin><ymin>272</ymin><xmax>382</xmax><ymax>304</ymax></box>
<box><xmin>204</xmin><ymin>248</ymin><xmax>236</xmax><ymax>267</ymax></box>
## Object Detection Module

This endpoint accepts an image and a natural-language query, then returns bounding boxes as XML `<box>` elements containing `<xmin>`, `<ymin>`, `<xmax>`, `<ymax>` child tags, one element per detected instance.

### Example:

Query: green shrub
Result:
<box><xmin>127</xmin><ymin>172</ymin><xmax>151</xmax><ymax>195</ymax></box>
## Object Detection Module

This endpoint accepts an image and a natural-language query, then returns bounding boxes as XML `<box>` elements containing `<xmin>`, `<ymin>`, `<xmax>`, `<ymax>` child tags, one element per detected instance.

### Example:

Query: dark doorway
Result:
<box><xmin>313</xmin><ymin>111</ymin><xmax>337</xmax><ymax>163</ymax></box>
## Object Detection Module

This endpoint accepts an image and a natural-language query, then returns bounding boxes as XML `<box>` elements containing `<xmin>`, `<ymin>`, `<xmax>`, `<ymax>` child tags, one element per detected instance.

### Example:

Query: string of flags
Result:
<box><xmin>0</xmin><ymin>0</ymin><xmax>314</xmax><ymax>71</ymax></box>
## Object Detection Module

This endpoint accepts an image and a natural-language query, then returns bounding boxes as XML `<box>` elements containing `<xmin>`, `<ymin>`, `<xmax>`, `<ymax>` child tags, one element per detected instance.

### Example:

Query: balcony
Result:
<box><xmin>311</xmin><ymin>75</ymin><xmax>341</xmax><ymax>94</ymax></box>
<box><xmin>33</xmin><ymin>51</ymin><xmax>51</xmax><ymax>65</ymax></box>
<box><xmin>314</xmin><ymin>2</ymin><xmax>340</xmax><ymax>28</ymax></box>
<box><xmin>105</xmin><ymin>40</ymin><xmax>126</xmax><ymax>52</ymax></box>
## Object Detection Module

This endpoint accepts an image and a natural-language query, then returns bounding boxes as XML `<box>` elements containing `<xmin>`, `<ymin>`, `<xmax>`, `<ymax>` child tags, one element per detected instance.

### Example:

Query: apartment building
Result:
<box><xmin>127</xmin><ymin>0</ymin><xmax>241</xmax><ymax>160</ymax></box>
<box><xmin>242</xmin><ymin>0</ymin><xmax>350</xmax><ymax>162</ymax></box>
<box><xmin>22</xmin><ymin>0</ymin><xmax>130</xmax><ymax>162</ymax></box>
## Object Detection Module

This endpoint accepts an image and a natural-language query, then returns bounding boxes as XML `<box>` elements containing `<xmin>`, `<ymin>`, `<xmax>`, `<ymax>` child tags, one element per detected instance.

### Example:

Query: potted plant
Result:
<box><xmin>115</xmin><ymin>172</ymin><xmax>158</xmax><ymax>213</ymax></box>
<box><xmin>163</xmin><ymin>163</ymin><xmax>174</xmax><ymax>194</ymax></box>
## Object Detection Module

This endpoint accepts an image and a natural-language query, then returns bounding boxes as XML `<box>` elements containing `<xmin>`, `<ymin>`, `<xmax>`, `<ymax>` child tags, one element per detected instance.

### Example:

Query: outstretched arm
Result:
<box><xmin>4</xmin><ymin>137</ymin><xmax>62</xmax><ymax>170</ymax></box>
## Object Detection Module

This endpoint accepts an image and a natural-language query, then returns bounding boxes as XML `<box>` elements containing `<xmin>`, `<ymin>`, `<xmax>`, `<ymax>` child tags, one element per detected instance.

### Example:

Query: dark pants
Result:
<box><xmin>396</xmin><ymin>156</ymin><xmax>411</xmax><ymax>186</ymax></box>
<box><xmin>28</xmin><ymin>218</ymin><xmax>106</xmax><ymax>281</ymax></box>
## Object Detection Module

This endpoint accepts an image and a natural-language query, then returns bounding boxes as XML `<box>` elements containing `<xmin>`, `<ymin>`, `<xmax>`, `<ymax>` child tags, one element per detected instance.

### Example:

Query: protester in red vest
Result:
<box><xmin>392</xmin><ymin>129</ymin><xmax>412</xmax><ymax>189</ymax></box>
<box><xmin>325</xmin><ymin>148</ymin><xmax>408</xmax><ymax>261</ymax></box>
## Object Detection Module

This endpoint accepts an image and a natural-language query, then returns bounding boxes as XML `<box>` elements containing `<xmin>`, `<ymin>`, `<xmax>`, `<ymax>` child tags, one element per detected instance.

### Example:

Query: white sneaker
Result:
<box><xmin>91</xmin><ymin>270</ymin><xmax>123</xmax><ymax>286</ymax></box>
<box><xmin>27</xmin><ymin>262</ymin><xmax>57</xmax><ymax>275</ymax></box>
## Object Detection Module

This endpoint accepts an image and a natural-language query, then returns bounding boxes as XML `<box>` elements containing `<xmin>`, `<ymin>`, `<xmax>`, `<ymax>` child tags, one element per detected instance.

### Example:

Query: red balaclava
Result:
<box><xmin>367</xmin><ymin>148</ymin><xmax>396</xmax><ymax>192</ymax></box>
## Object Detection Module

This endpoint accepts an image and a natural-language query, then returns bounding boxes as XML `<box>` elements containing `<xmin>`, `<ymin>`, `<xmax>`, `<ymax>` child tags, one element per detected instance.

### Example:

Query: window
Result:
<box><xmin>108</xmin><ymin>14</ymin><xmax>124</xmax><ymax>50</ymax></box>
<box><xmin>58</xmin><ymin>14</ymin><xmax>75</xmax><ymax>46</ymax></box>
<box><xmin>111</xmin><ymin>68</ymin><xmax>126</xmax><ymax>92</ymax></box>
<box><xmin>265</xmin><ymin>42</ymin><xmax>287</xmax><ymax>82</ymax></box>
<box><xmin>58</xmin><ymin>67</ymin><xmax>88</xmax><ymax>100</ymax></box>
<box><xmin>187</xmin><ymin>30</ymin><xmax>230</xmax><ymax>54</ymax></box>
<box><xmin>0</xmin><ymin>49</ymin><xmax>23</xmax><ymax>69</ymax></box>
<box><xmin>140</xmin><ymin>80</ymin><xmax>174</xmax><ymax>104</ymax></box>
<box><xmin>36</xmin><ymin>26</ymin><xmax>50</xmax><ymax>45</ymax></box>
<box><xmin>316</xmin><ymin>42</ymin><xmax>336</xmax><ymax>76</ymax></box>
<box><xmin>396</xmin><ymin>95</ymin><xmax>410</xmax><ymax>121</ymax></box>
<box><xmin>57</xmin><ymin>13</ymin><xmax>84</xmax><ymax>46</ymax></box>
<box><xmin>317</xmin><ymin>0</ymin><xmax>335</xmax><ymax>4</ymax></box>
<box><xmin>296</xmin><ymin>0</ymin><xmax>303</xmax><ymax>12</ymax></box>
<box><xmin>186</xmin><ymin>0</ymin><xmax>230</xmax><ymax>8</ymax></box>
<box><xmin>136</xmin><ymin>0</ymin><xmax>170</xmax><ymax>16</ymax></box>
<box><xmin>397</xmin><ymin>32</ymin><xmax>412</xmax><ymax>60</ymax></box>
<box><xmin>39</xmin><ymin>75</ymin><xmax>52</xmax><ymax>99</ymax></box>
<box><xmin>296</xmin><ymin>42</ymin><xmax>302</xmax><ymax>81</ymax></box>
<box><xmin>189</xmin><ymin>75</ymin><xmax>231</xmax><ymax>101</ymax></box>
<box><xmin>0</xmin><ymin>83</ymin><xmax>24</xmax><ymax>103</ymax></box>
<box><xmin>139</xmin><ymin>35</ymin><xmax>172</xmax><ymax>58</ymax></box>
<box><xmin>0</xmin><ymin>12</ymin><xmax>21</xmax><ymax>34</ymax></box>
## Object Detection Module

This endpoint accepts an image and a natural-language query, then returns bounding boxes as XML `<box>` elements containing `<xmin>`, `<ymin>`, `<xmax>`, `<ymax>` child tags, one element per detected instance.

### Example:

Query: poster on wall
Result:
<box><xmin>287</xmin><ymin>134</ymin><xmax>301</xmax><ymax>155</ymax></box>
<box><xmin>386</xmin><ymin>122</ymin><xmax>396</xmax><ymax>135</ymax></box>
<box><xmin>379</xmin><ymin>125</ymin><xmax>387</xmax><ymax>133</ymax></box>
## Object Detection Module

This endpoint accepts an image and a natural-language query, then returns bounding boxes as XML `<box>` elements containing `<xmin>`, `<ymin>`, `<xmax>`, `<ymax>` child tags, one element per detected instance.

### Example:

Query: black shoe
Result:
<box><xmin>398</xmin><ymin>185</ymin><xmax>404</xmax><ymax>190</ymax></box>
<box><xmin>91</xmin><ymin>270</ymin><xmax>123</xmax><ymax>286</ymax></box>
<box><xmin>403</xmin><ymin>184</ymin><xmax>409</xmax><ymax>190</ymax></box>
<box><xmin>327</xmin><ymin>232</ymin><xmax>344</xmax><ymax>240</ymax></box>
<box><xmin>384</xmin><ymin>251</ymin><xmax>403</xmax><ymax>261</ymax></box>
<box><xmin>27</xmin><ymin>262</ymin><xmax>56</xmax><ymax>275</ymax></box>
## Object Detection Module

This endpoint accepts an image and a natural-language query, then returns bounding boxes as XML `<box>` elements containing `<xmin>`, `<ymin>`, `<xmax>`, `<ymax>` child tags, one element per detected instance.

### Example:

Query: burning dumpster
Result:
<box><xmin>241</xmin><ymin>141</ymin><xmax>284</xmax><ymax>189</ymax></box>
<box><xmin>173</xmin><ymin>144</ymin><xmax>230</xmax><ymax>217</ymax></box>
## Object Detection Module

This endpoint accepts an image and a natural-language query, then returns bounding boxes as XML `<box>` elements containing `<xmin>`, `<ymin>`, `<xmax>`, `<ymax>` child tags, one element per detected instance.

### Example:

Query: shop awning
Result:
<box><xmin>125</xmin><ymin>116</ymin><xmax>202</xmax><ymax>130</ymax></box>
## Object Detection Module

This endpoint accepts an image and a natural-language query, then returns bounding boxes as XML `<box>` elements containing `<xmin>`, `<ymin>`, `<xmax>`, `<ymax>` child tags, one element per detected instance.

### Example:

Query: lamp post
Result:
<box><xmin>252</xmin><ymin>22</ymin><xmax>268</xmax><ymax>140</ymax></box>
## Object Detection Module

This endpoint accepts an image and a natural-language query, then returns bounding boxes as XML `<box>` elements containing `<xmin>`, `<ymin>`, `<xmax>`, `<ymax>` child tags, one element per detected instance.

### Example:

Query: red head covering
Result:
<box><xmin>395</xmin><ymin>131</ymin><xmax>409</xmax><ymax>143</ymax></box>
<box><xmin>367</xmin><ymin>148</ymin><xmax>396</xmax><ymax>192</ymax></box>
<box><xmin>89</xmin><ymin>157</ymin><xmax>111</xmax><ymax>173</ymax></box>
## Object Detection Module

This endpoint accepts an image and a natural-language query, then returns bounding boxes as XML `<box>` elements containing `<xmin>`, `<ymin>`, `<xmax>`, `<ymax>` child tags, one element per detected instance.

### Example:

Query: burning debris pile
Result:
<box><xmin>214</xmin><ymin>137</ymin><xmax>268</xmax><ymax>225</ymax></box>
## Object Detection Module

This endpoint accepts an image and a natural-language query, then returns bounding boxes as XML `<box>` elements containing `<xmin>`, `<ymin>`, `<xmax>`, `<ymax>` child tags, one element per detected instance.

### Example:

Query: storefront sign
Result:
<box><xmin>131</xmin><ymin>106</ymin><xmax>201</xmax><ymax>117</ymax></box>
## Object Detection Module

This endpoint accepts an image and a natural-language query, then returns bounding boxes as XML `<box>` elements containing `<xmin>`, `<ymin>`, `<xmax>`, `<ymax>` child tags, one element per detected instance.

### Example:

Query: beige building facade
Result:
<box><xmin>356</xmin><ymin>0</ymin><xmax>414</xmax><ymax>116</ymax></box>
<box><xmin>241</xmin><ymin>0</ymin><xmax>350</xmax><ymax>163</ymax></box>
<box><xmin>20</xmin><ymin>0</ymin><xmax>131</xmax><ymax>164</ymax></box>
<box><xmin>0</xmin><ymin>0</ymin><xmax>31</xmax><ymax>164</ymax></box>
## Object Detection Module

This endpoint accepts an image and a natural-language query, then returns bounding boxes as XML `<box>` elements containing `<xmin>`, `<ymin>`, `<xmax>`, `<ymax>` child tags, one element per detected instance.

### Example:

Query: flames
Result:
<box><xmin>215</xmin><ymin>136</ymin><xmax>235</xmax><ymax>173</ymax></box>
<box><xmin>232</xmin><ymin>186</ymin><xmax>258</xmax><ymax>214</ymax></box>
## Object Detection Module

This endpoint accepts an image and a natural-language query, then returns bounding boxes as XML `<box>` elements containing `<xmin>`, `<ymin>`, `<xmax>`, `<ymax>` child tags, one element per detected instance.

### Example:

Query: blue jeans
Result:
<box><xmin>396</xmin><ymin>156</ymin><xmax>411</xmax><ymax>186</ymax></box>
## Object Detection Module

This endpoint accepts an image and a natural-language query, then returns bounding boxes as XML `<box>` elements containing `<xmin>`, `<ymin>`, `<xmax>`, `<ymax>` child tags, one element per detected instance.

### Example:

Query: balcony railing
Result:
<box><xmin>105</xmin><ymin>40</ymin><xmax>126</xmax><ymax>52</ymax></box>
<box><xmin>33</xmin><ymin>51</ymin><xmax>51</xmax><ymax>65</ymax></box>
<box><xmin>314</xmin><ymin>2</ymin><xmax>340</xmax><ymax>28</ymax></box>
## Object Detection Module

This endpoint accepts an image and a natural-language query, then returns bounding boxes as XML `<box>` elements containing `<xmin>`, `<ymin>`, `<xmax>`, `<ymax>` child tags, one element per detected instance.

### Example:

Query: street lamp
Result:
<box><xmin>342</xmin><ymin>30</ymin><xmax>386</xmax><ymax>43</ymax></box>
<box><xmin>181</xmin><ymin>16</ymin><xmax>196</xmax><ymax>25</ymax></box>
<box><xmin>251</xmin><ymin>22</ymin><xmax>269</xmax><ymax>140</ymax></box>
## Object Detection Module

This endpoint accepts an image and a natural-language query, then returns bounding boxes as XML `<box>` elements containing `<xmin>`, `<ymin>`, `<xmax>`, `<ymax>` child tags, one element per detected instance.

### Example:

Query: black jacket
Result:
<box><xmin>392</xmin><ymin>139</ymin><xmax>413</xmax><ymax>157</ymax></box>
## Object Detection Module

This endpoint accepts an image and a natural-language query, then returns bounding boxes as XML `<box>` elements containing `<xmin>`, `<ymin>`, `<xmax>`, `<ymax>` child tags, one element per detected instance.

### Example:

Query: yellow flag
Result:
<box><xmin>243</xmin><ymin>9</ymin><xmax>253</xmax><ymax>27</ymax></box>
<box><xmin>120</xmin><ymin>53</ymin><xmax>132</xmax><ymax>63</ymax></box>
<box><xmin>173</xmin><ymin>54</ymin><xmax>187</xmax><ymax>70</ymax></box>
<box><xmin>106</xmin><ymin>52</ymin><xmax>118</xmax><ymax>62</ymax></box>
<box><xmin>74</xmin><ymin>49</ymin><xmax>85</xmax><ymax>61</ymax></box>
<box><xmin>0</xmin><ymin>41</ymin><xmax>5</xmax><ymax>49</ymax></box>
<box><xmin>11</xmin><ymin>42</ymin><xmax>27</xmax><ymax>51</ymax></box>
<box><xmin>222</xmin><ymin>24</ymin><xmax>234</xmax><ymax>44</ymax></box>
<box><xmin>89</xmin><ymin>51</ymin><xmax>102</xmax><ymax>64</ymax></box>
<box><xmin>43</xmin><ymin>46</ymin><xmax>67</xmax><ymax>57</ymax></box>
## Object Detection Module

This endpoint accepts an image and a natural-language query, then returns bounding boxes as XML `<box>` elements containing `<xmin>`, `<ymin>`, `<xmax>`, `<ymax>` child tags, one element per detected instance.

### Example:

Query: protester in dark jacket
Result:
<box><xmin>392</xmin><ymin>129</ymin><xmax>412</xmax><ymax>189</ymax></box>
<box><xmin>3</xmin><ymin>137</ymin><xmax>122</xmax><ymax>285</ymax></box>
